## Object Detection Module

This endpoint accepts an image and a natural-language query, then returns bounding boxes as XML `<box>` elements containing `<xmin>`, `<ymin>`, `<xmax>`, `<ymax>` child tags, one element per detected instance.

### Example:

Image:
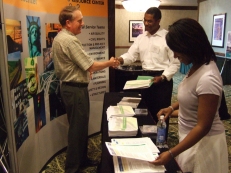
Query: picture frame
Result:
<box><xmin>129</xmin><ymin>20</ymin><xmax>144</xmax><ymax>43</ymax></box>
<box><xmin>211</xmin><ymin>13</ymin><xmax>226</xmax><ymax>47</ymax></box>
<box><xmin>226</xmin><ymin>31</ymin><xmax>231</xmax><ymax>58</ymax></box>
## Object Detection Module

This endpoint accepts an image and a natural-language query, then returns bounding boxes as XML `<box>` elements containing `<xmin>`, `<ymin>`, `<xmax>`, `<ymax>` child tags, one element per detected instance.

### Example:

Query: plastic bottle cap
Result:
<box><xmin>160</xmin><ymin>115</ymin><xmax>164</xmax><ymax>119</ymax></box>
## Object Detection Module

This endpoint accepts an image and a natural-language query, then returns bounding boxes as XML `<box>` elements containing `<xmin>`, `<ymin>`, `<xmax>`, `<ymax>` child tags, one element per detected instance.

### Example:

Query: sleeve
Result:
<box><xmin>120</xmin><ymin>35</ymin><xmax>142</xmax><ymax>65</ymax></box>
<box><xmin>162</xmin><ymin>46</ymin><xmax>181</xmax><ymax>81</ymax></box>
<box><xmin>196</xmin><ymin>72</ymin><xmax>222</xmax><ymax>96</ymax></box>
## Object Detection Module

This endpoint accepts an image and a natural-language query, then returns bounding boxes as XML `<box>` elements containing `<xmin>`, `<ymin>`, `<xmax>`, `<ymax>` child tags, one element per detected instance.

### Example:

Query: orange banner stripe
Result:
<box><xmin>3</xmin><ymin>0</ymin><xmax>108</xmax><ymax>17</ymax></box>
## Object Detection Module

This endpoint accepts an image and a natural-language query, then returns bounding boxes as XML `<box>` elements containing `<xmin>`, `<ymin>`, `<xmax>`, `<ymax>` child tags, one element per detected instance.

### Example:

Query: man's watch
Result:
<box><xmin>161</xmin><ymin>75</ymin><xmax>166</xmax><ymax>82</ymax></box>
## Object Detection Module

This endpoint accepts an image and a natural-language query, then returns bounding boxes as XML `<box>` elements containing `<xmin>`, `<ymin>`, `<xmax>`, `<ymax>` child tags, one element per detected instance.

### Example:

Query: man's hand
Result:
<box><xmin>109</xmin><ymin>57</ymin><xmax>120</xmax><ymax>68</ymax></box>
<box><xmin>116</xmin><ymin>57</ymin><xmax>124</xmax><ymax>65</ymax></box>
<box><xmin>89</xmin><ymin>71</ymin><xmax>93</xmax><ymax>79</ymax></box>
<box><xmin>153</xmin><ymin>76</ymin><xmax>162</xmax><ymax>84</ymax></box>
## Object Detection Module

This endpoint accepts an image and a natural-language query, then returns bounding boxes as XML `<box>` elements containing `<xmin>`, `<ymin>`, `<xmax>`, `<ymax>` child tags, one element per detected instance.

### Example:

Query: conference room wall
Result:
<box><xmin>115</xmin><ymin>8</ymin><xmax>198</xmax><ymax>57</ymax></box>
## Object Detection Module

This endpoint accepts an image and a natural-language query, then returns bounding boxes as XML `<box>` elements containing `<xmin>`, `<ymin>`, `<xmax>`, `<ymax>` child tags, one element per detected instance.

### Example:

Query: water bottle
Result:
<box><xmin>156</xmin><ymin>115</ymin><xmax>166</xmax><ymax>147</ymax></box>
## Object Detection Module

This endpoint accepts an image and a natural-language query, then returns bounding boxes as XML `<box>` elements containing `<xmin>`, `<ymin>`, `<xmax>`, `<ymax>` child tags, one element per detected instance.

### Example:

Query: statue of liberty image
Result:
<box><xmin>26</xmin><ymin>16</ymin><xmax>41</xmax><ymax>57</ymax></box>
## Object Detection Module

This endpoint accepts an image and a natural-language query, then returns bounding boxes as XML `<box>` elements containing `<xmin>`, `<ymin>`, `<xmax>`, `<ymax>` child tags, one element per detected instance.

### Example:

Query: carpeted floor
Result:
<box><xmin>41</xmin><ymin>133</ymin><xmax>102</xmax><ymax>173</ymax></box>
<box><xmin>41</xmin><ymin>71</ymin><xmax>231</xmax><ymax>173</ymax></box>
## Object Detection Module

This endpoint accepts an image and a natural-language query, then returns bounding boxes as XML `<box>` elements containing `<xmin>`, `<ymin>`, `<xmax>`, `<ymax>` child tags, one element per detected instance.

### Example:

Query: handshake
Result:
<box><xmin>110</xmin><ymin>57</ymin><xmax>123</xmax><ymax>68</ymax></box>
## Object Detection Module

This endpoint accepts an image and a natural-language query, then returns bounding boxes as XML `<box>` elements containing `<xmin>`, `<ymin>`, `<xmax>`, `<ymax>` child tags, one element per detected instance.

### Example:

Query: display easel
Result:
<box><xmin>0</xmin><ymin>77</ymin><xmax>9</xmax><ymax>173</ymax></box>
<box><xmin>0</xmin><ymin>139</ymin><xmax>9</xmax><ymax>173</ymax></box>
<box><xmin>220</xmin><ymin>56</ymin><xmax>227</xmax><ymax>75</ymax></box>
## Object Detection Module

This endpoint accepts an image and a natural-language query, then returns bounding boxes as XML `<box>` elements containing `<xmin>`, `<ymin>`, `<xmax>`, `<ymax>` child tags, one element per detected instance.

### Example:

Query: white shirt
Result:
<box><xmin>120</xmin><ymin>28</ymin><xmax>180</xmax><ymax>81</ymax></box>
<box><xmin>178</xmin><ymin>61</ymin><xmax>225</xmax><ymax>136</ymax></box>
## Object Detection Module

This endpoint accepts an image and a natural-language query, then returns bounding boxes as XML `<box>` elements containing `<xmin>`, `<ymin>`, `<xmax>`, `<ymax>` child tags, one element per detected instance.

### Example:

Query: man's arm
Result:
<box><xmin>87</xmin><ymin>57</ymin><xmax>119</xmax><ymax>72</ymax></box>
<box><xmin>162</xmin><ymin>48</ymin><xmax>180</xmax><ymax>81</ymax></box>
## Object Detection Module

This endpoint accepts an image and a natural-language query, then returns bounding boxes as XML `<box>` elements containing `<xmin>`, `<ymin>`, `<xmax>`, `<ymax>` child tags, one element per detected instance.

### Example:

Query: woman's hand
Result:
<box><xmin>150</xmin><ymin>151</ymin><xmax>172</xmax><ymax>165</ymax></box>
<box><xmin>156</xmin><ymin>106</ymin><xmax>173</xmax><ymax>121</ymax></box>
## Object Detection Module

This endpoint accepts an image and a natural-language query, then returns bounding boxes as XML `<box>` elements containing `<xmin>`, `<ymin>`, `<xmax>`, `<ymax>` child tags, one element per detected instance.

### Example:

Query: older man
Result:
<box><xmin>52</xmin><ymin>6</ymin><xmax>119</xmax><ymax>173</ymax></box>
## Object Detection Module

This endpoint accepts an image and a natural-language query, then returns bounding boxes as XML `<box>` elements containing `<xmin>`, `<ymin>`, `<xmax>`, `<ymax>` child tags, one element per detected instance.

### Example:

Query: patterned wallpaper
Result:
<box><xmin>115</xmin><ymin>8</ymin><xmax>198</xmax><ymax>57</ymax></box>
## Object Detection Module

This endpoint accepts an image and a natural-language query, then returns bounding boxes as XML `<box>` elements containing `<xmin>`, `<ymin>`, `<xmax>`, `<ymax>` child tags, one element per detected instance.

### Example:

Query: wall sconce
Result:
<box><xmin>121</xmin><ymin>0</ymin><xmax>161</xmax><ymax>12</ymax></box>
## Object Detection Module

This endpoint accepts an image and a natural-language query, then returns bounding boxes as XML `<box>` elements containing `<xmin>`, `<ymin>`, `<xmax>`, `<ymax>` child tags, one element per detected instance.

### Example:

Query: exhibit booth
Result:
<box><xmin>0</xmin><ymin>0</ymin><xmax>231</xmax><ymax>172</ymax></box>
<box><xmin>0</xmin><ymin>0</ymin><xmax>109</xmax><ymax>172</ymax></box>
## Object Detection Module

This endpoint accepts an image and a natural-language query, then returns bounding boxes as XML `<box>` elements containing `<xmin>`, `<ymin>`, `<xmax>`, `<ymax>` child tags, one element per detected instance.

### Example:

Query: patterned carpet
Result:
<box><xmin>42</xmin><ymin>71</ymin><xmax>231</xmax><ymax>173</ymax></box>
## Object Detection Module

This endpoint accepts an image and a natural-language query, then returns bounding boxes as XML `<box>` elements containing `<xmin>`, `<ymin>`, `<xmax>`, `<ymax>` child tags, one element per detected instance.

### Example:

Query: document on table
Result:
<box><xmin>113</xmin><ymin>156</ymin><xmax>166</xmax><ymax>173</ymax></box>
<box><xmin>107</xmin><ymin>137</ymin><xmax>164</xmax><ymax>173</ymax></box>
<box><xmin>111</xmin><ymin>137</ymin><xmax>159</xmax><ymax>154</ymax></box>
<box><xmin>107</xmin><ymin>105</ymin><xmax>135</xmax><ymax>119</ymax></box>
<box><xmin>139</xmin><ymin>125</ymin><xmax>157</xmax><ymax>134</ymax></box>
<box><xmin>117</xmin><ymin>97</ymin><xmax>141</xmax><ymax>108</ymax></box>
<box><xmin>135</xmin><ymin>108</ymin><xmax>148</xmax><ymax>115</ymax></box>
<box><xmin>105</xmin><ymin>139</ymin><xmax>159</xmax><ymax>162</ymax></box>
<box><xmin>123</xmin><ymin>76</ymin><xmax>154</xmax><ymax>90</ymax></box>
<box><xmin>108</xmin><ymin>117</ymin><xmax>138</xmax><ymax>137</ymax></box>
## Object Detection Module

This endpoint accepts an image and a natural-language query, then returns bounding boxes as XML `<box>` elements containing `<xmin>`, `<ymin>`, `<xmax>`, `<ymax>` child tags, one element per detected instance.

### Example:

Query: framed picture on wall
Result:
<box><xmin>211</xmin><ymin>13</ymin><xmax>226</xmax><ymax>47</ymax></box>
<box><xmin>129</xmin><ymin>20</ymin><xmax>144</xmax><ymax>43</ymax></box>
<box><xmin>226</xmin><ymin>31</ymin><xmax>231</xmax><ymax>58</ymax></box>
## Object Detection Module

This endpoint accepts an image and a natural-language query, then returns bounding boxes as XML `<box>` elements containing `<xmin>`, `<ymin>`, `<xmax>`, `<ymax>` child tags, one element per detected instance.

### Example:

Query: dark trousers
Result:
<box><xmin>141</xmin><ymin>71</ymin><xmax>173</xmax><ymax>141</ymax></box>
<box><xmin>60</xmin><ymin>83</ymin><xmax>89</xmax><ymax>173</ymax></box>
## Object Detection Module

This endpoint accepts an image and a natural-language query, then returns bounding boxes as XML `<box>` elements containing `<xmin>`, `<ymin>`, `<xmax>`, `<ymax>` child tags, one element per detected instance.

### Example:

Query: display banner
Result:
<box><xmin>3</xmin><ymin>0</ymin><xmax>107</xmax><ymax>17</ymax></box>
<box><xmin>2</xmin><ymin>0</ymin><xmax>108</xmax><ymax>172</ymax></box>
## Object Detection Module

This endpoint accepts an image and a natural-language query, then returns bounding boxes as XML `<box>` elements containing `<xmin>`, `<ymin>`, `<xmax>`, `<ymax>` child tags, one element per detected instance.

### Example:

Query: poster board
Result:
<box><xmin>2</xmin><ymin>0</ymin><xmax>109</xmax><ymax>172</ymax></box>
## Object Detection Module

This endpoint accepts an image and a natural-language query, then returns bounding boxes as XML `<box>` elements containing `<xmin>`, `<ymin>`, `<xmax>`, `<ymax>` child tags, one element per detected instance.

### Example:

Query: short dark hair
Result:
<box><xmin>59</xmin><ymin>6</ymin><xmax>80</xmax><ymax>26</ymax></box>
<box><xmin>166</xmin><ymin>18</ymin><xmax>216</xmax><ymax>64</ymax></box>
<box><xmin>145</xmin><ymin>7</ymin><xmax>161</xmax><ymax>21</ymax></box>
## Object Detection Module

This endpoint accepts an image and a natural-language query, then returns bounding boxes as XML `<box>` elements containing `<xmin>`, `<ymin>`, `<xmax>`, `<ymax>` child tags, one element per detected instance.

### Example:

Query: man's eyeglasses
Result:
<box><xmin>143</xmin><ymin>19</ymin><xmax>153</xmax><ymax>24</ymax></box>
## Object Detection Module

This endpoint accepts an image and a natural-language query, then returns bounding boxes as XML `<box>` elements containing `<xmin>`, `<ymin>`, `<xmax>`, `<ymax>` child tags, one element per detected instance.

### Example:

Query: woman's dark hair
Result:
<box><xmin>145</xmin><ymin>7</ymin><xmax>161</xmax><ymax>21</ymax></box>
<box><xmin>59</xmin><ymin>6</ymin><xmax>80</xmax><ymax>26</ymax></box>
<box><xmin>166</xmin><ymin>18</ymin><xmax>216</xmax><ymax>64</ymax></box>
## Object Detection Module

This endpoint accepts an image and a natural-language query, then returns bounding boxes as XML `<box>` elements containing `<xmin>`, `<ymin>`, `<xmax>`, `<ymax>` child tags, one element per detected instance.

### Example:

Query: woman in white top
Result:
<box><xmin>152</xmin><ymin>18</ymin><xmax>228</xmax><ymax>173</ymax></box>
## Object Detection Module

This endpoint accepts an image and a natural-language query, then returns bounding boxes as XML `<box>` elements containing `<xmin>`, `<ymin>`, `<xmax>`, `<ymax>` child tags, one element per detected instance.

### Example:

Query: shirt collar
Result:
<box><xmin>62</xmin><ymin>28</ymin><xmax>75</xmax><ymax>36</ymax></box>
<box><xmin>145</xmin><ymin>28</ymin><xmax>165</xmax><ymax>37</ymax></box>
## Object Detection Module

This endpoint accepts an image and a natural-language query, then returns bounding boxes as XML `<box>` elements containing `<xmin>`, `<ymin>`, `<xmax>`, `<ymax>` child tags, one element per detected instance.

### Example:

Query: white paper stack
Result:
<box><xmin>113</xmin><ymin>156</ymin><xmax>166</xmax><ymax>173</ymax></box>
<box><xmin>105</xmin><ymin>137</ymin><xmax>165</xmax><ymax>173</ymax></box>
<box><xmin>111</xmin><ymin>137</ymin><xmax>160</xmax><ymax>154</ymax></box>
<box><xmin>117</xmin><ymin>97</ymin><xmax>141</xmax><ymax>108</ymax></box>
<box><xmin>106</xmin><ymin>105</ymin><xmax>135</xmax><ymax>120</ymax></box>
<box><xmin>123</xmin><ymin>79</ymin><xmax>153</xmax><ymax>90</ymax></box>
<box><xmin>135</xmin><ymin>108</ymin><xmax>148</xmax><ymax>115</ymax></box>
<box><xmin>139</xmin><ymin>125</ymin><xmax>157</xmax><ymax>134</ymax></box>
<box><xmin>108</xmin><ymin>117</ymin><xmax>138</xmax><ymax>137</ymax></box>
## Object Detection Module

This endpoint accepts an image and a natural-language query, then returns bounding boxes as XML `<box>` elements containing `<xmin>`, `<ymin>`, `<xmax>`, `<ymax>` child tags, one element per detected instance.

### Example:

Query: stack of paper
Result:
<box><xmin>113</xmin><ymin>156</ymin><xmax>166</xmax><ymax>173</ymax></box>
<box><xmin>140</xmin><ymin>125</ymin><xmax>157</xmax><ymax>134</ymax></box>
<box><xmin>111</xmin><ymin>137</ymin><xmax>159</xmax><ymax>154</ymax></box>
<box><xmin>106</xmin><ymin>105</ymin><xmax>135</xmax><ymax>120</ymax></box>
<box><xmin>117</xmin><ymin>97</ymin><xmax>141</xmax><ymax>108</ymax></box>
<box><xmin>105</xmin><ymin>137</ymin><xmax>165</xmax><ymax>173</ymax></box>
<box><xmin>108</xmin><ymin>117</ymin><xmax>138</xmax><ymax>137</ymax></box>
<box><xmin>139</xmin><ymin>125</ymin><xmax>157</xmax><ymax>140</ymax></box>
<box><xmin>123</xmin><ymin>76</ymin><xmax>154</xmax><ymax>90</ymax></box>
<box><xmin>135</xmin><ymin>108</ymin><xmax>148</xmax><ymax>115</ymax></box>
<box><xmin>123</xmin><ymin>80</ymin><xmax>153</xmax><ymax>90</ymax></box>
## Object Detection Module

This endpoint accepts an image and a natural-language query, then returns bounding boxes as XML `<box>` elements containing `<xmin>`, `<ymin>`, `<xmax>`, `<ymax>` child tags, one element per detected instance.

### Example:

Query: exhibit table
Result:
<box><xmin>97</xmin><ymin>92</ymin><xmax>182</xmax><ymax>173</ymax></box>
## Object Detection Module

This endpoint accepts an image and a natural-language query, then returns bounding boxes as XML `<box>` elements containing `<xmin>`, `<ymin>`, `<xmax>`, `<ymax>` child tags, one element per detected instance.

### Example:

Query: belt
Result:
<box><xmin>142</xmin><ymin>70</ymin><xmax>163</xmax><ymax>76</ymax></box>
<box><xmin>62</xmin><ymin>82</ymin><xmax>88</xmax><ymax>87</ymax></box>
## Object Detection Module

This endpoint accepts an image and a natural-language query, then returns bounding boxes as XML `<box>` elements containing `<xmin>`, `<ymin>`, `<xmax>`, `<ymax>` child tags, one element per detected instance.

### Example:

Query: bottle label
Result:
<box><xmin>157</xmin><ymin>128</ymin><xmax>166</xmax><ymax>143</ymax></box>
